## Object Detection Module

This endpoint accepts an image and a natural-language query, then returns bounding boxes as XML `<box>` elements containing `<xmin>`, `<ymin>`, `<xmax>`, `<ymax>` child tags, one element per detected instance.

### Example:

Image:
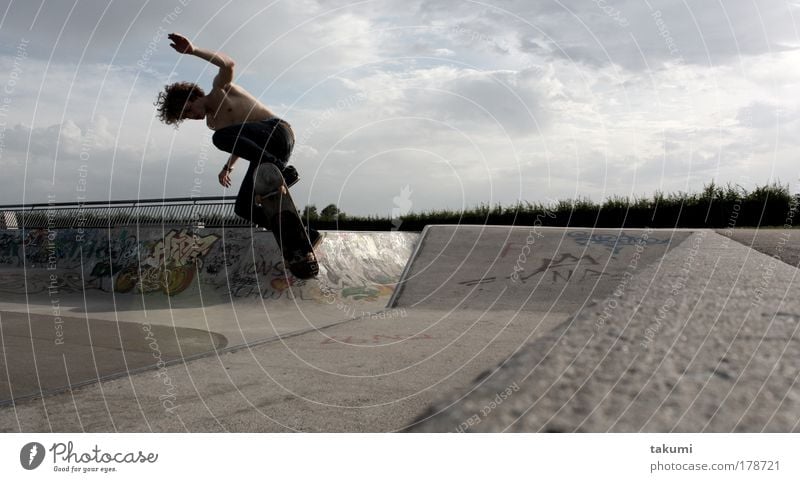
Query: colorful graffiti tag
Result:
<box><xmin>113</xmin><ymin>229</ymin><xmax>219</xmax><ymax>295</ymax></box>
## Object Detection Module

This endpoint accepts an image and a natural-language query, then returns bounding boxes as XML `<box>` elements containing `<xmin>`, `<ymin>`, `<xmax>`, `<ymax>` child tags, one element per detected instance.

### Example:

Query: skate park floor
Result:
<box><xmin>1</xmin><ymin>226</ymin><xmax>799</xmax><ymax>432</ymax></box>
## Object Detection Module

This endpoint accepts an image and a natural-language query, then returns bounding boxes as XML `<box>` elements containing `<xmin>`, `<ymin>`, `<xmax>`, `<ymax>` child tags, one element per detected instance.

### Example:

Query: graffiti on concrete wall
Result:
<box><xmin>567</xmin><ymin>230</ymin><xmax>669</xmax><ymax>255</ymax></box>
<box><xmin>459</xmin><ymin>252</ymin><xmax>615</xmax><ymax>287</ymax></box>
<box><xmin>499</xmin><ymin>231</ymin><xmax>670</xmax><ymax>260</ymax></box>
<box><xmin>0</xmin><ymin>228</ymin><xmax>416</xmax><ymax>303</ymax></box>
<box><xmin>0</xmin><ymin>228</ymin><xmax>220</xmax><ymax>296</ymax></box>
<box><xmin>469</xmin><ymin>230</ymin><xmax>669</xmax><ymax>288</ymax></box>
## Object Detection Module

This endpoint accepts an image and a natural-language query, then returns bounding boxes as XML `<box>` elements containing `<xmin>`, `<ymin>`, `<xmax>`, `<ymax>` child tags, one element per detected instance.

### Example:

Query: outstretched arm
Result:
<box><xmin>168</xmin><ymin>33</ymin><xmax>234</xmax><ymax>88</ymax></box>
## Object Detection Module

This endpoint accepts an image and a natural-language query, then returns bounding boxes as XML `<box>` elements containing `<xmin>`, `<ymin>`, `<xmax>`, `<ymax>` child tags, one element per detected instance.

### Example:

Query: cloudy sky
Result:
<box><xmin>0</xmin><ymin>0</ymin><xmax>798</xmax><ymax>216</ymax></box>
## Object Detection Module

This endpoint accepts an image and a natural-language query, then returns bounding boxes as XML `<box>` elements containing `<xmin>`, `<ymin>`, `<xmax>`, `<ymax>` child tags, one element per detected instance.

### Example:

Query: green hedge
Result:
<box><xmin>307</xmin><ymin>181</ymin><xmax>799</xmax><ymax>231</ymax></box>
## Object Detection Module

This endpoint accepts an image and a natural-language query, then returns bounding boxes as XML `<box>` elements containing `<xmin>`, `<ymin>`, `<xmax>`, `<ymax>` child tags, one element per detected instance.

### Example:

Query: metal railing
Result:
<box><xmin>0</xmin><ymin>196</ymin><xmax>251</xmax><ymax>229</ymax></box>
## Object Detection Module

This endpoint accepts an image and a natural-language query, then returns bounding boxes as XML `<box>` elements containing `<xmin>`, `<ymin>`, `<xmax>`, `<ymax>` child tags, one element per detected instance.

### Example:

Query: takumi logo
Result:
<box><xmin>20</xmin><ymin>442</ymin><xmax>45</xmax><ymax>470</ymax></box>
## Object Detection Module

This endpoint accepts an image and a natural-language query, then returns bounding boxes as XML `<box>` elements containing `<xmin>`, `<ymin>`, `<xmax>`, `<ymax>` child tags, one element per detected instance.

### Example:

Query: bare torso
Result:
<box><xmin>203</xmin><ymin>83</ymin><xmax>275</xmax><ymax>131</ymax></box>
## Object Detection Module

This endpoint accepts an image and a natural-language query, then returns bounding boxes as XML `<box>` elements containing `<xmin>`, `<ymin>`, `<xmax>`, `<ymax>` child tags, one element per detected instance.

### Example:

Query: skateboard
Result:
<box><xmin>253</xmin><ymin>163</ymin><xmax>319</xmax><ymax>279</ymax></box>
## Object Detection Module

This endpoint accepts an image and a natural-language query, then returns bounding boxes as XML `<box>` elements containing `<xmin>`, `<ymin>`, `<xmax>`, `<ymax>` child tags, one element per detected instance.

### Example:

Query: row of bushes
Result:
<box><xmin>307</xmin><ymin>181</ymin><xmax>799</xmax><ymax>231</ymax></box>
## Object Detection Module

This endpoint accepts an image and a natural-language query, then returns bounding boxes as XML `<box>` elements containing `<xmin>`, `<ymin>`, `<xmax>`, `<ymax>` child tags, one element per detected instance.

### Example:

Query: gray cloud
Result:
<box><xmin>415</xmin><ymin>0</ymin><xmax>800</xmax><ymax>70</ymax></box>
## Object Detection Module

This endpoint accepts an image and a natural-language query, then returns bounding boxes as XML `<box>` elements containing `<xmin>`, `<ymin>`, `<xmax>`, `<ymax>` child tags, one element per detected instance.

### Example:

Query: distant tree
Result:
<box><xmin>321</xmin><ymin>203</ymin><xmax>340</xmax><ymax>220</ymax></box>
<box><xmin>302</xmin><ymin>205</ymin><xmax>318</xmax><ymax>221</ymax></box>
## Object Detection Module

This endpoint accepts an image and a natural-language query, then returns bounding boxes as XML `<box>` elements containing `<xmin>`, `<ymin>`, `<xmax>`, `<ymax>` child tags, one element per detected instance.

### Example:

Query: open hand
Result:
<box><xmin>218</xmin><ymin>168</ymin><xmax>232</xmax><ymax>188</ymax></box>
<box><xmin>168</xmin><ymin>33</ymin><xmax>194</xmax><ymax>54</ymax></box>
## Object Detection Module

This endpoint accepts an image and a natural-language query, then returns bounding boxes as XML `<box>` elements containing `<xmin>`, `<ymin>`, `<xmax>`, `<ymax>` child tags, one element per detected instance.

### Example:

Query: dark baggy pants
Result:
<box><xmin>211</xmin><ymin>118</ymin><xmax>294</xmax><ymax>229</ymax></box>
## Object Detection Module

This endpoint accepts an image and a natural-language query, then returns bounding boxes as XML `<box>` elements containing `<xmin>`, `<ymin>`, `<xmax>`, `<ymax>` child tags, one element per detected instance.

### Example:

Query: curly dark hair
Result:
<box><xmin>154</xmin><ymin>81</ymin><xmax>206</xmax><ymax>126</ymax></box>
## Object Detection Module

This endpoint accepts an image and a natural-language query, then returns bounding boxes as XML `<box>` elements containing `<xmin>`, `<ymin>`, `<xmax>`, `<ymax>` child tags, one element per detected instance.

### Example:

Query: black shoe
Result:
<box><xmin>282</xmin><ymin>165</ymin><xmax>299</xmax><ymax>188</ymax></box>
<box><xmin>286</xmin><ymin>250</ymin><xmax>319</xmax><ymax>279</ymax></box>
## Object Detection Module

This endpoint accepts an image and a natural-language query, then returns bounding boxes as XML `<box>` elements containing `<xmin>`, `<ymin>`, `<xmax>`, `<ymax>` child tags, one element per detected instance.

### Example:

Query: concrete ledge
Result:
<box><xmin>411</xmin><ymin>231</ymin><xmax>800</xmax><ymax>432</ymax></box>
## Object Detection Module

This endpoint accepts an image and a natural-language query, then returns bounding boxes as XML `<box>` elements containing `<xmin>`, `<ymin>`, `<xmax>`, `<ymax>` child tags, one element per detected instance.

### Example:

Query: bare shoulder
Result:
<box><xmin>208</xmin><ymin>82</ymin><xmax>234</xmax><ymax>98</ymax></box>
<box><xmin>226</xmin><ymin>83</ymin><xmax>273</xmax><ymax>114</ymax></box>
<box><xmin>225</xmin><ymin>82</ymin><xmax>254</xmax><ymax>98</ymax></box>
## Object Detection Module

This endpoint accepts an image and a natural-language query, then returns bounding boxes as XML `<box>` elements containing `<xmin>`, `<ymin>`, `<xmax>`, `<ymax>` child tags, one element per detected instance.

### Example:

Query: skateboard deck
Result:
<box><xmin>253</xmin><ymin>163</ymin><xmax>319</xmax><ymax>279</ymax></box>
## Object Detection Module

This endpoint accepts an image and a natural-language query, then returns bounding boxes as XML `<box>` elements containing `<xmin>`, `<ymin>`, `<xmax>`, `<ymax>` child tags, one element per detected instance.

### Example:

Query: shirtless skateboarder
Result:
<box><xmin>155</xmin><ymin>32</ymin><xmax>320</xmax><ymax>249</ymax></box>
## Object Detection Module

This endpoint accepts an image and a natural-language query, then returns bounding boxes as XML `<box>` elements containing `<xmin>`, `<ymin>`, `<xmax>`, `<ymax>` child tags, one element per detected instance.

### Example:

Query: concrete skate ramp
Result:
<box><xmin>412</xmin><ymin>231</ymin><xmax>800</xmax><ymax>432</ymax></box>
<box><xmin>0</xmin><ymin>228</ymin><xmax>417</xmax><ymax>404</ymax></box>
<box><xmin>391</xmin><ymin>225</ymin><xmax>689</xmax><ymax>312</ymax></box>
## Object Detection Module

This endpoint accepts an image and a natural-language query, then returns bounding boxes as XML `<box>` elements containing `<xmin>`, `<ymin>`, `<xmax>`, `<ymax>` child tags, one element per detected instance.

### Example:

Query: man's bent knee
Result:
<box><xmin>211</xmin><ymin>129</ymin><xmax>233</xmax><ymax>152</ymax></box>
